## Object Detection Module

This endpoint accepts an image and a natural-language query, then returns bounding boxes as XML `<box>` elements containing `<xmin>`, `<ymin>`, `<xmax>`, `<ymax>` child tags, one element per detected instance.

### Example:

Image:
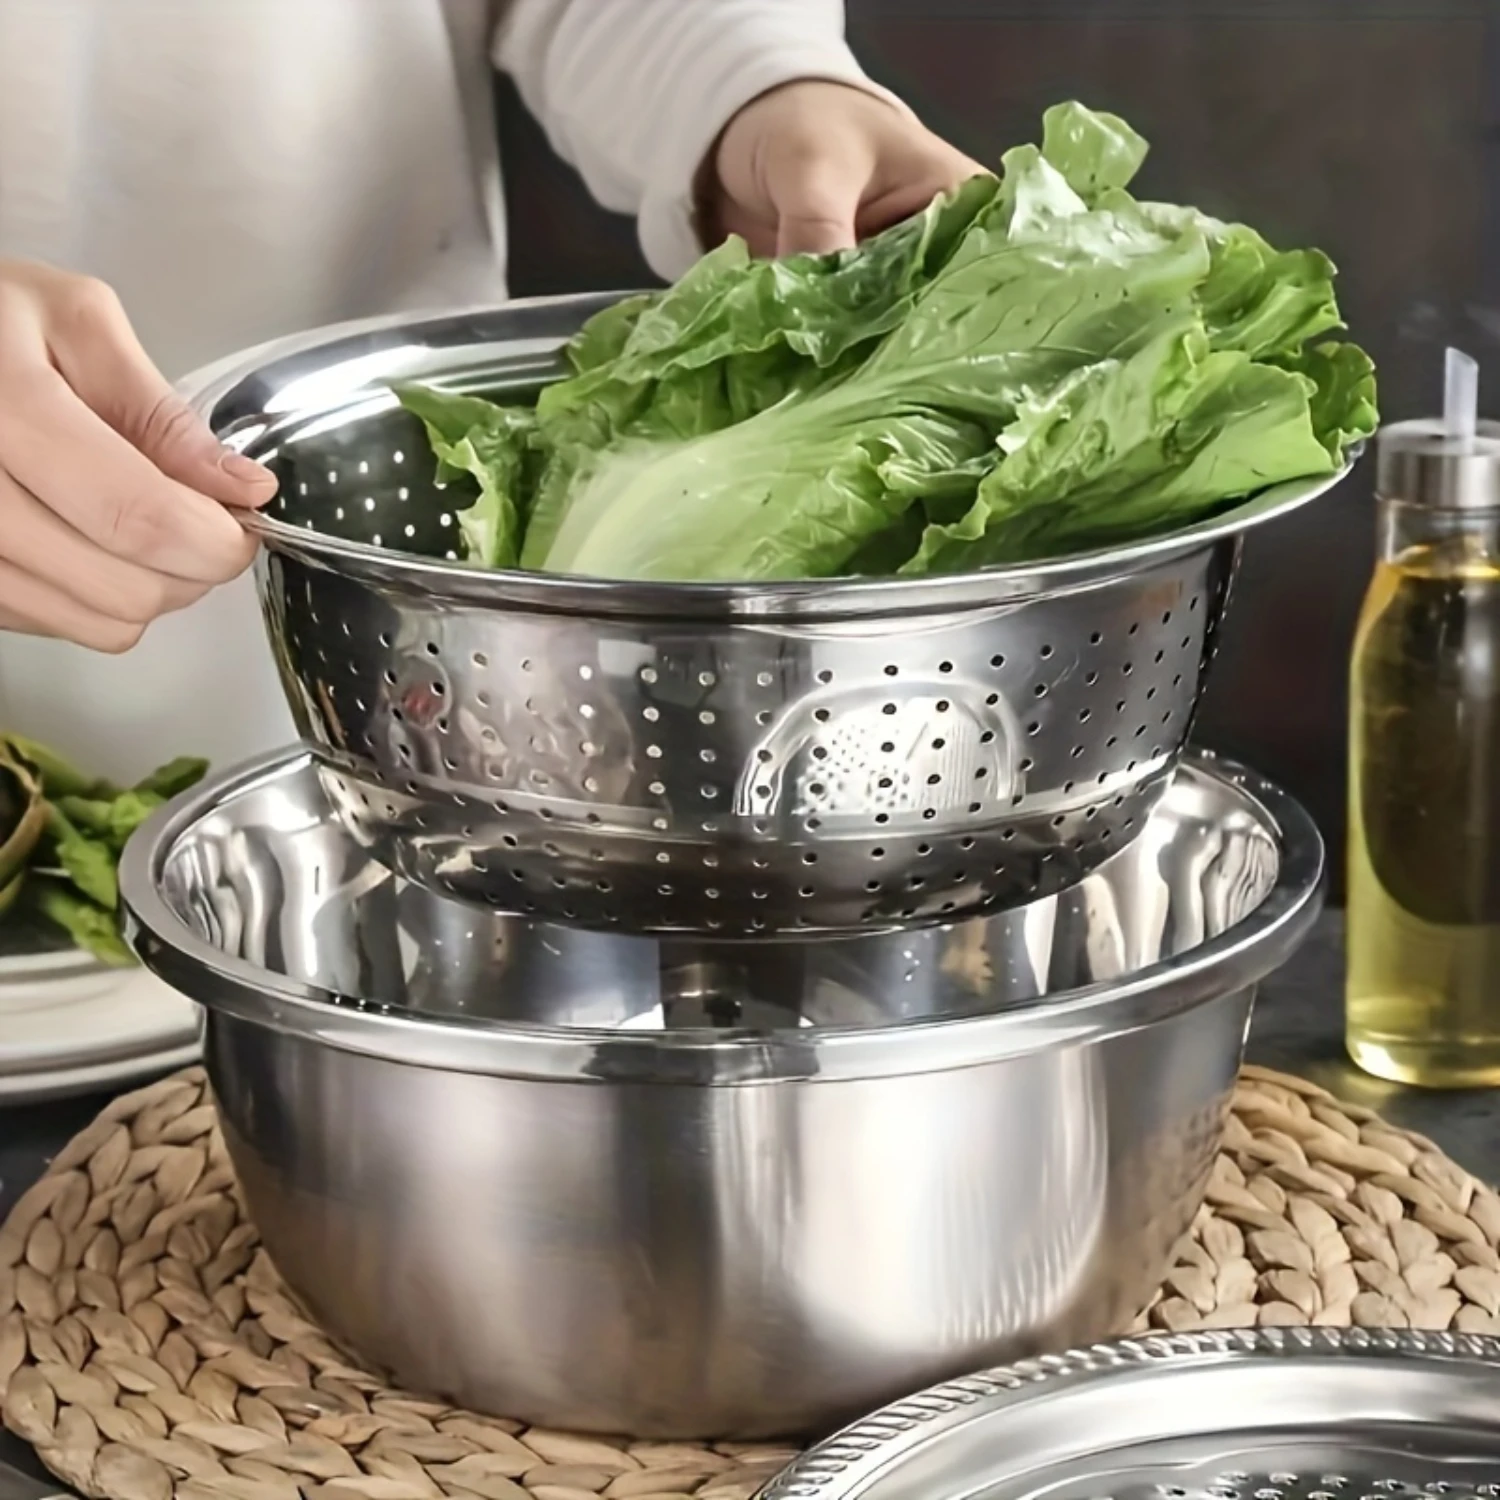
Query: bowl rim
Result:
<box><xmin>120</xmin><ymin>747</ymin><xmax>1324</xmax><ymax>1084</ymax></box>
<box><xmin>184</xmin><ymin>294</ymin><xmax>1359</xmax><ymax>623</ymax></box>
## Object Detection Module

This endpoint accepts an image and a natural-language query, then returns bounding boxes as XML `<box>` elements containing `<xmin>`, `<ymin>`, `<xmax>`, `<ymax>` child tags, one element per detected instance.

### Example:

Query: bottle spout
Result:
<box><xmin>1444</xmin><ymin>346</ymin><xmax>1479</xmax><ymax>450</ymax></box>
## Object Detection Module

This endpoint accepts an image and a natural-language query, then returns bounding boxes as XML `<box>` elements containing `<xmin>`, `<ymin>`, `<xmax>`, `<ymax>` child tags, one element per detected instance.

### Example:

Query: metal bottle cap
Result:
<box><xmin>1375</xmin><ymin>417</ymin><xmax>1500</xmax><ymax>508</ymax></box>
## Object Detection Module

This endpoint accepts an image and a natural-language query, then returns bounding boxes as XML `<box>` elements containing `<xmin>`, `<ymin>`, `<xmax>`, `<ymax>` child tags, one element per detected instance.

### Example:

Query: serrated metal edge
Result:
<box><xmin>759</xmin><ymin>1327</ymin><xmax>1500</xmax><ymax>1500</ymax></box>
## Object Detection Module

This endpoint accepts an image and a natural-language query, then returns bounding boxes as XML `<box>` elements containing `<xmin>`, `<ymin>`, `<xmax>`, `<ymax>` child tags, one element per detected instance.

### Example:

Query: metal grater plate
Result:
<box><xmin>761</xmin><ymin>1330</ymin><xmax>1500</xmax><ymax>1500</ymax></box>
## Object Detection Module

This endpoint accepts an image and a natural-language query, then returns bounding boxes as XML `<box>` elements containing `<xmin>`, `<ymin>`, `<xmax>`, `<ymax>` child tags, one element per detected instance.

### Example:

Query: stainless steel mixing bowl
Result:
<box><xmin>121</xmin><ymin>748</ymin><xmax>1323</xmax><ymax>1440</ymax></box>
<box><xmin>185</xmin><ymin>297</ymin><xmax>1350</xmax><ymax>936</ymax></box>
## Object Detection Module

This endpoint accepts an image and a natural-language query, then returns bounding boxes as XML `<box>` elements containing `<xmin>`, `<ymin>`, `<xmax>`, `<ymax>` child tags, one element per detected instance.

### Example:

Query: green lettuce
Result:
<box><xmin>396</xmin><ymin>101</ymin><xmax>1376</xmax><ymax>582</ymax></box>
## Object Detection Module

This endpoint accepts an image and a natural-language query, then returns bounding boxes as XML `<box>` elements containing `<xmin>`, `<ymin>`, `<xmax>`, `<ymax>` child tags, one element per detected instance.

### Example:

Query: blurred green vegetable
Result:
<box><xmin>134</xmin><ymin>756</ymin><xmax>209</xmax><ymax>800</ymax></box>
<box><xmin>32</xmin><ymin>881</ymin><xmax>135</xmax><ymax>968</ymax></box>
<box><xmin>0</xmin><ymin>742</ymin><xmax>46</xmax><ymax>922</ymax></box>
<box><xmin>0</xmin><ymin>736</ymin><xmax>208</xmax><ymax>966</ymax></box>
<box><xmin>2</xmin><ymin>734</ymin><xmax>116</xmax><ymax>800</ymax></box>
<box><xmin>47</xmin><ymin>805</ymin><xmax>119</xmax><ymax>910</ymax></box>
<box><xmin>57</xmin><ymin>788</ymin><xmax>168</xmax><ymax>853</ymax></box>
<box><xmin>398</xmin><ymin>101</ymin><xmax>1376</xmax><ymax>583</ymax></box>
<box><xmin>0</xmin><ymin>741</ymin><xmax>46</xmax><ymax>895</ymax></box>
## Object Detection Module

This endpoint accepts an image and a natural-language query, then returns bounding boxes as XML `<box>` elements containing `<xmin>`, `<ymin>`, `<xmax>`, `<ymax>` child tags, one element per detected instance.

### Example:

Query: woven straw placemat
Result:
<box><xmin>3</xmin><ymin>1064</ymin><xmax>1500</xmax><ymax>1500</ymax></box>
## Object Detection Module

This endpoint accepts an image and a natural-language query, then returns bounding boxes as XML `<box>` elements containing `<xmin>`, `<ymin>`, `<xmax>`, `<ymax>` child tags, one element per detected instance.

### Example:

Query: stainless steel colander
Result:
<box><xmin>189</xmin><ymin>294</ymin><xmax>1351</xmax><ymax>936</ymax></box>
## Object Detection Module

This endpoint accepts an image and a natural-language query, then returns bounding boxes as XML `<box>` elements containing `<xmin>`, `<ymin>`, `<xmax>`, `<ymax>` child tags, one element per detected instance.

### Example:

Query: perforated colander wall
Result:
<box><xmin>260</xmin><ymin>404</ymin><xmax>1239</xmax><ymax>934</ymax></box>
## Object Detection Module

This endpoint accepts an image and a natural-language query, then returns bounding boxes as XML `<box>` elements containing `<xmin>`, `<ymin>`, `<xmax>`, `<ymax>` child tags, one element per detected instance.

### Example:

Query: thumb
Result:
<box><xmin>47</xmin><ymin>281</ymin><xmax>277</xmax><ymax>509</ymax></box>
<box><xmin>772</xmin><ymin>158</ymin><xmax>862</xmax><ymax>257</ymax></box>
<box><xmin>128</xmin><ymin>390</ymin><xmax>279</xmax><ymax>512</ymax></box>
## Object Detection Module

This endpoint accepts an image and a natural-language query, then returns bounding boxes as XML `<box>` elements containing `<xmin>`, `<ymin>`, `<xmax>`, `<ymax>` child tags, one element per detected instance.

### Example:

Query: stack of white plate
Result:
<box><xmin>0</xmin><ymin>948</ymin><xmax>201</xmax><ymax>1104</ymax></box>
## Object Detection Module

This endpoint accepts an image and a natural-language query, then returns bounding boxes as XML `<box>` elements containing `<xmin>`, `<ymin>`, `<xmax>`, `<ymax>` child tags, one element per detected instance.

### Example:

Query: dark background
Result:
<box><xmin>495</xmin><ymin>0</ymin><xmax>1500</xmax><ymax>899</ymax></box>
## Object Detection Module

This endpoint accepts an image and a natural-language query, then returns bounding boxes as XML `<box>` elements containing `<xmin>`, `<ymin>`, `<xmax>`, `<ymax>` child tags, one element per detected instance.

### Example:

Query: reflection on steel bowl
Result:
<box><xmin>121</xmin><ymin>749</ymin><xmax>1322</xmax><ymax>1439</ymax></box>
<box><xmin>186</xmin><ymin>296</ymin><xmax>1348</xmax><ymax>936</ymax></box>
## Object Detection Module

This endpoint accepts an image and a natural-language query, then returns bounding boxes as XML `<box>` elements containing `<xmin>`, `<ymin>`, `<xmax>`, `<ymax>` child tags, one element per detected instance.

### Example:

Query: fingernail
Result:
<box><xmin>219</xmin><ymin>450</ymin><xmax>275</xmax><ymax>486</ymax></box>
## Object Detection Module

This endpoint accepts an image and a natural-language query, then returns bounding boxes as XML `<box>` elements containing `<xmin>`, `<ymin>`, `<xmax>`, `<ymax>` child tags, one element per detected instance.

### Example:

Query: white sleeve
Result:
<box><xmin>494</xmin><ymin>0</ymin><xmax>911</xmax><ymax>280</ymax></box>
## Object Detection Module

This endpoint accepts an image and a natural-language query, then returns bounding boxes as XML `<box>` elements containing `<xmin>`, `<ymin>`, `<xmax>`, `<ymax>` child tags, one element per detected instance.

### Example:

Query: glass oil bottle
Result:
<box><xmin>1347</xmin><ymin>349</ymin><xmax>1500</xmax><ymax>1086</ymax></box>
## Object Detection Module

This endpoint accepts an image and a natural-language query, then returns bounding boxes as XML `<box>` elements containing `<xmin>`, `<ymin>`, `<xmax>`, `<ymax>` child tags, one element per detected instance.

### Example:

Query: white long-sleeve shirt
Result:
<box><xmin>0</xmin><ymin>0</ymin><xmax>885</xmax><ymax>781</ymax></box>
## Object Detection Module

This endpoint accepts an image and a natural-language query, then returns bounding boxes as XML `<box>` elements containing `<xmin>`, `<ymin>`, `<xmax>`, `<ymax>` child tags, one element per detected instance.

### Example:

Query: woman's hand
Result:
<box><xmin>0</xmin><ymin>259</ymin><xmax>276</xmax><ymax>652</ymax></box>
<box><xmin>704</xmin><ymin>79</ymin><xmax>989</xmax><ymax>257</ymax></box>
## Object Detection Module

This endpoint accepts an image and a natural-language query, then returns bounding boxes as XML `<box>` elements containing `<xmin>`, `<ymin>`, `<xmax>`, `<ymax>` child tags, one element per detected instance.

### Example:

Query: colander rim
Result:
<box><xmin>185</xmin><ymin>296</ymin><xmax>1359</xmax><ymax>623</ymax></box>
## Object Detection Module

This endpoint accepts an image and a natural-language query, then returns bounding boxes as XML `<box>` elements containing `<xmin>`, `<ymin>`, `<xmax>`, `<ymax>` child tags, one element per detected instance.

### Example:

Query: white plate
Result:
<box><xmin>0</xmin><ymin>943</ymin><xmax>110</xmax><ymax>989</ymax></box>
<box><xmin>0</xmin><ymin>961</ymin><xmax>202</xmax><ymax>1073</ymax></box>
<box><xmin>0</xmin><ymin>1039</ymin><xmax>204</xmax><ymax>1104</ymax></box>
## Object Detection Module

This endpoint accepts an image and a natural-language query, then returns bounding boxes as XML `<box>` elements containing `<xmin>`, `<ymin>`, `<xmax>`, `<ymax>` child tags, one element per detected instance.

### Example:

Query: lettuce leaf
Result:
<box><xmin>393</xmin><ymin>383</ymin><xmax>537</xmax><ymax>568</ymax></box>
<box><xmin>397</xmin><ymin>101</ymin><xmax>1377</xmax><ymax>583</ymax></box>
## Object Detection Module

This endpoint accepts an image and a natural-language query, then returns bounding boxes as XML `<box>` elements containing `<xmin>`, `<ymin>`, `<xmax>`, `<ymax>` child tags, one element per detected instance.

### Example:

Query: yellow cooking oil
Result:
<box><xmin>1347</xmin><ymin>535</ymin><xmax>1500</xmax><ymax>1085</ymax></box>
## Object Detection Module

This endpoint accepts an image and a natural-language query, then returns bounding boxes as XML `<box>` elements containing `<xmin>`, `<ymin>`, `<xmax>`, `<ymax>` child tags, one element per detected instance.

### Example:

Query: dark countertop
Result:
<box><xmin>2</xmin><ymin>911</ymin><xmax>1497</xmax><ymax>1489</ymax></box>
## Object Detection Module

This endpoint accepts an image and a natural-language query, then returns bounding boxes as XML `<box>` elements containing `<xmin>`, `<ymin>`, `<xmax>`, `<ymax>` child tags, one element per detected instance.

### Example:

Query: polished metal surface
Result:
<box><xmin>185</xmin><ymin>298</ymin><xmax>1350</xmax><ymax>935</ymax></box>
<box><xmin>765</xmin><ymin>1328</ymin><xmax>1500</xmax><ymax>1500</ymax></box>
<box><xmin>121</xmin><ymin>749</ymin><xmax>1322</xmax><ymax>1437</ymax></box>
<box><xmin>1376</xmin><ymin>416</ymin><xmax>1500</xmax><ymax>510</ymax></box>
